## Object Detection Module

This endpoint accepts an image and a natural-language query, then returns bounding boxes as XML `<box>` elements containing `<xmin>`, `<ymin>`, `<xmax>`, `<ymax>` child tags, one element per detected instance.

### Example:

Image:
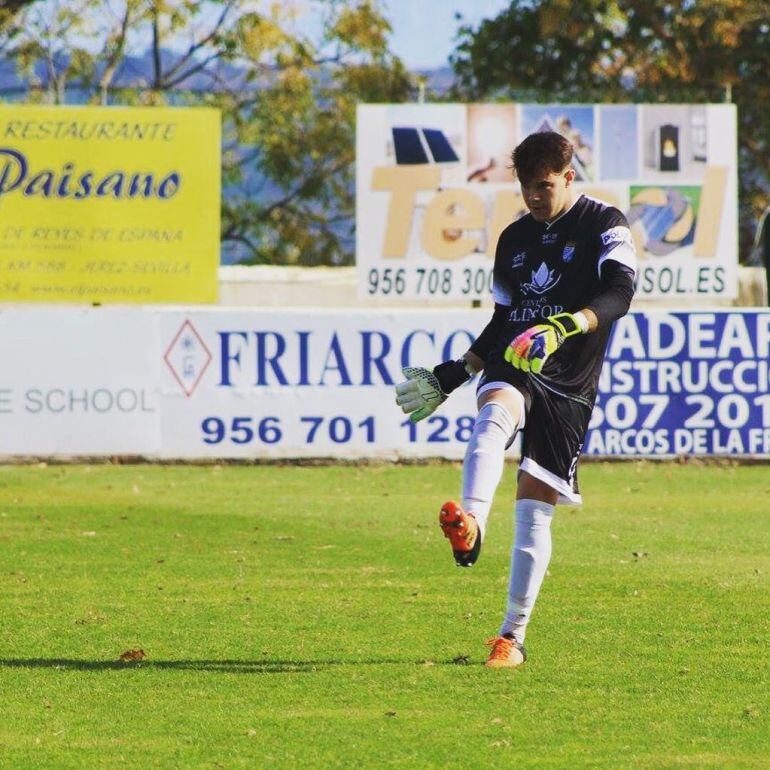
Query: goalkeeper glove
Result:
<box><xmin>505</xmin><ymin>312</ymin><xmax>588</xmax><ymax>374</ymax></box>
<box><xmin>395</xmin><ymin>359</ymin><xmax>475</xmax><ymax>423</ymax></box>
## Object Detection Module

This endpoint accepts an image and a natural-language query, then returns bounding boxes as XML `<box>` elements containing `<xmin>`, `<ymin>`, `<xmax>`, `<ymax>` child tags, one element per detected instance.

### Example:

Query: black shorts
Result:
<box><xmin>478</xmin><ymin>360</ymin><xmax>594</xmax><ymax>505</ymax></box>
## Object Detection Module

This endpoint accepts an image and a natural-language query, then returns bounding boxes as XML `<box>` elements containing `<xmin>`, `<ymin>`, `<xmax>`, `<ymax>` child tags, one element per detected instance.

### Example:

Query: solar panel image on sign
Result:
<box><xmin>422</xmin><ymin>128</ymin><xmax>459</xmax><ymax>163</ymax></box>
<box><xmin>392</xmin><ymin>126</ymin><xmax>459</xmax><ymax>164</ymax></box>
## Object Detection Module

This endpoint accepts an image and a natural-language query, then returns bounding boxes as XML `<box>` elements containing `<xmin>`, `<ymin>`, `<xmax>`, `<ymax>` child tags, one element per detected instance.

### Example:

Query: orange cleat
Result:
<box><xmin>439</xmin><ymin>501</ymin><xmax>481</xmax><ymax>567</ymax></box>
<box><xmin>484</xmin><ymin>636</ymin><xmax>527</xmax><ymax>669</ymax></box>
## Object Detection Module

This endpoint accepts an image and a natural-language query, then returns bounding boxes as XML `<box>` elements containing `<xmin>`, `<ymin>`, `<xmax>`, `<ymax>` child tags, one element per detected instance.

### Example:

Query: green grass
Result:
<box><xmin>0</xmin><ymin>462</ymin><xmax>768</xmax><ymax>769</ymax></box>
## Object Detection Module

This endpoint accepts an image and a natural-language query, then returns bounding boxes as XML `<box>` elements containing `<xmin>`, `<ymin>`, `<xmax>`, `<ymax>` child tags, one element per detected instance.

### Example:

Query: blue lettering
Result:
<box><xmin>319</xmin><ymin>333</ymin><xmax>352</xmax><ymax>386</ymax></box>
<box><xmin>255</xmin><ymin>332</ymin><xmax>288</xmax><ymax>386</ymax></box>
<box><xmin>96</xmin><ymin>172</ymin><xmax>125</xmax><ymax>198</ymax></box>
<box><xmin>401</xmin><ymin>330</ymin><xmax>435</xmax><ymax>369</ymax></box>
<box><xmin>128</xmin><ymin>174</ymin><xmax>154</xmax><ymax>198</ymax></box>
<box><xmin>360</xmin><ymin>331</ymin><xmax>392</xmax><ymax>385</ymax></box>
<box><xmin>24</xmin><ymin>171</ymin><xmax>54</xmax><ymax>197</ymax></box>
<box><xmin>158</xmin><ymin>173</ymin><xmax>180</xmax><ymax>199</ymax></box>
<box><xmin>218</xmin><ymin>331</ymin><xmax>249</xmax><ymax>386</ymax></box>
<box><xmin>56</xmin><ymin>162</ymin><xmax>74</xmax><ymax>196</ymax></box>
<box><xmin>74</xmin><ymin>172</ymin><xmax>92</xmax><ymax>199</ymax></box>
<box><xmin>297</xmin><ymin>331</ymin><xmax>311</xmax><ymax>386</ymax></box>
<box><xmin>0</xmin><ymin>147</ymin><xmax>179</xmax><ymax>201</ymax></box>
<box><xmin>0</xmin><ymin>148</ymin><xmax>26</xmax><ymax>196</ymax></box>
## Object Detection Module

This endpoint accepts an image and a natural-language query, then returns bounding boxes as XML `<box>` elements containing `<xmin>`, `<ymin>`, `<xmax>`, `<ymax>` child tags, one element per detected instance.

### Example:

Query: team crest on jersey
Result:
<box><xmin>562</xmin><ymin>241</ymin><xmax>576</xmax><ymax>262</ymax></box>
<box><xmin>542</xmin><ymin>232</ymin><xmax>559</xmax><ymax>245</ymax></box>
<box><xmin>512</xmin><ymin>251</ymin><xmax>526</xmax><ymax>268</ymax></box>
<box><xmin>521</xmin><ymin>261</ymin><xmax>561</xmax><ymax>295</ymax></box>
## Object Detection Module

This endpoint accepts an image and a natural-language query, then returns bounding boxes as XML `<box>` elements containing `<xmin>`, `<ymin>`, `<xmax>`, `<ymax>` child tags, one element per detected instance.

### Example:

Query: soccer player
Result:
<box><xmin>395</xmin><ymin>131</ymin><xmax>636</xmax><ymax>668</ymax></box>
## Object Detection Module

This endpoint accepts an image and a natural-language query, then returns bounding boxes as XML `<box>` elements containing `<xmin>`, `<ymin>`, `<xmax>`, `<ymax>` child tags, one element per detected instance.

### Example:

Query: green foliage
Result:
<box><xmin>4</xmin><ymin>1</ymin><xmax>412</xmax><ymax>266</ymax></box>
<box><xmin>0</xmin><ymin>0</ymin><xmax>37</xmax><ymax>51</ymax></box>
<box><xmin>452</xmin><ymin>0</ymin><xmax>770</xmax><ymax>259</ymax></box>
<box><xmin>0</xmin><ymin>462</ymin><xmax>768</xmax><ymax>767</ymax></box>
<box><xmin>221</xmin><ymin>2</ymin><xmax>411</xmax><ymax>266</ymax></box>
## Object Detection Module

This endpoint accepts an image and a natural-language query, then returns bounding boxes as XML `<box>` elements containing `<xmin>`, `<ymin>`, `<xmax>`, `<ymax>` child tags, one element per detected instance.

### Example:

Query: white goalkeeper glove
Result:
<box><xmin>395</xmin><ymin>367</ymin><xmax>446</xmax><ymax>423</ymax></box>
<box><xmin>395</xmin><ymin>360</ymin><xmax>475</xmax><ymax>423</ymax></box>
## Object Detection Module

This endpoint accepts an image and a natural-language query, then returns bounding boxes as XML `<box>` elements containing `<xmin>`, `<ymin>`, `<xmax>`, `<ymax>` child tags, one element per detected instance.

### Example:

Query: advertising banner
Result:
<box><xmin>0</xmin><ymin>308</ymin><xmax>160</xmax><ymax>454</ymax></box>
<box><xmin>0</xmin><ymin>105</ymin><xmax>220</xmax><ymax>304</ymax></box>
<box><xmin>356</xmin><ymin>103</ymin><xmax>738</xmax><ymax>301</ymax></box>
<box><xmin>586</xmin><ymin>311</ymin><xmax>770</xmax><ymax>457</ymax></box>
<box><xmin>158</xmin><ymin>309</ymin><xmax>769</xmax><ymax>460</ymax></box>
<box><xmin>158</xmin><ymin>309</ymin><xmax>480</xmax><ymax>459</ymax></box>
<box><xmin>1</xmin><ymin>309</ymin><xmax>768</xmax><ymax>460</ymax></box>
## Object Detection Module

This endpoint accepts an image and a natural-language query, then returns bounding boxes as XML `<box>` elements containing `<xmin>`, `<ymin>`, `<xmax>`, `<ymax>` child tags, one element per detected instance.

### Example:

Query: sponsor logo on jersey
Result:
<box><xmin>562</xmin><ymin>241</ymin><xmax>576</xmax><ymax>262</ymax></box>
<box><xmin>542</xmin><ymin>232</ymin><xmax>559</xmax><ymax>245</ymax></box>
<box><xmin>600</xmin><ymin>225</ymin><xmax>632</xmax><ymax>246</ymax></box>
<box><xmin>521</xmin><ymin>261</ymin><xmax>561</xmax><ymax>295</ymax></box>
<box><xmin>512</xmin><ymin>251</ymin><xmax>526</xmax><ymax>268</ymax></box>
<box><xmin>508</xmin><ymin>304</ymin><xmax>564</xmax><ymax>323</ymax></box>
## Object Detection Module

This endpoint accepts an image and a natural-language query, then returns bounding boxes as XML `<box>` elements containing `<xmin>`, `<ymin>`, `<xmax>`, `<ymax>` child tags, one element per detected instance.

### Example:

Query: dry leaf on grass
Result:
<box><xmin>119</xmin><ymin>648</ymin><xmax>146</xmax><ymax>662</ymax></box>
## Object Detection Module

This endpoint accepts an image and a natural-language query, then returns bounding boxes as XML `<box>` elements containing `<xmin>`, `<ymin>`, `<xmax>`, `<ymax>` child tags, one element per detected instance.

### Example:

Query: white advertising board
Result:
<box><xmin>356</xmin><ymin>103</ymin><xmax>738</xmax><ymax>301</ymax></box>
<box><xmin>2</xmin><ymin>308</ymin><xmax>768</xmax><ymax>460</ymax></box>
<box><xmin>159</xmin><ymin>309</ymin><xmax>481</xmax><ymax>459</ymax></box>
<box><xmin>0</xmin><ymin>308</ymin><xmax>160</xmax><ymax>454</ymax></box>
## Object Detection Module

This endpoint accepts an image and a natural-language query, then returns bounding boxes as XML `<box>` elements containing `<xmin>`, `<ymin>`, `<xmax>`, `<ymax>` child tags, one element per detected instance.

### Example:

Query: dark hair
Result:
<box><xmin>512</xmin><ymin>131</ymin><xmax>573</xmax><ymax>185</ymax></box>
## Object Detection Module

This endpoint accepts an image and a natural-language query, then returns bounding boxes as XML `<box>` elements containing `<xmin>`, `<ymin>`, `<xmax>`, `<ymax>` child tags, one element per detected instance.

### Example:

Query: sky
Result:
<box><xmin>134</xmin><ymin>1</ymin><xmax>512</xmax><ymax>73</ymax></box>
<box><xmin>381</xmin><ymin>1</ymin><xmax>512</xmax><ymax>70</ymax></box>
<box><xmin>33</xmin><ymin>0</ymin><xmax>511</xmax><ymax>76</ymax></box>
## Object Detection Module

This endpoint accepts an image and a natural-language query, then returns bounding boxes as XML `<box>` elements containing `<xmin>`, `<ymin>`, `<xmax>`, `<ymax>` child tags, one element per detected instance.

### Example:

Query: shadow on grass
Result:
<box><xmin>0</xmin><ymin>657</ymin><xmax>474</xmax><ymax>674</ymax></box>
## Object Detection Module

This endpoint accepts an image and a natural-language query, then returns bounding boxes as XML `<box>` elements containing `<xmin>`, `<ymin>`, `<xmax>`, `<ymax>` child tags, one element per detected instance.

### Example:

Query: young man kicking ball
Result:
<box><xmin>395</xmin><ymin>131</ymin><xmax>636</xmax><ymax>668</ymax></box>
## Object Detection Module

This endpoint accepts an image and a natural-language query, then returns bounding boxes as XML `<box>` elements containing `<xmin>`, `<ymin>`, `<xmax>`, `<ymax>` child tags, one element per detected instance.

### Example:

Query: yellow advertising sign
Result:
<box><xmin>0</xmin><ymin>105</ymin><xmax>220</xmax><ymax>303</ymax></box>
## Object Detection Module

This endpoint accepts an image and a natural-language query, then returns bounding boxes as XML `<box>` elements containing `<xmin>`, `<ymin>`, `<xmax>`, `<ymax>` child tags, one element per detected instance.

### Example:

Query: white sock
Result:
<box><xmin>461</xmin><ymin>401</ymin><xmax>517</xmax><ymax>539</ymax></box>
<box><xmin>500</xmin><ymin>498</ymin><xmax>554</xmax><ymax>644</ymax></box>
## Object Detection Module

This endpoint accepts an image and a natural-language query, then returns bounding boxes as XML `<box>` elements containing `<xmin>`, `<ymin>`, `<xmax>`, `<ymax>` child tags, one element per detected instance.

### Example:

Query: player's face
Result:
<box><xmin>520</xmin><ymin>167</ymin><xmax>576</xmax><ymax>222</ymax></box>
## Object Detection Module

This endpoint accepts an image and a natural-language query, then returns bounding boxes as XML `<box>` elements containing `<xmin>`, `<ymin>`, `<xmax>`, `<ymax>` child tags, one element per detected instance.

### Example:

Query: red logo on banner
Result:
<box><xmin>163</xmin><ymin>319</ymin><xmax>212</xmax><ymax>397</ymax></box>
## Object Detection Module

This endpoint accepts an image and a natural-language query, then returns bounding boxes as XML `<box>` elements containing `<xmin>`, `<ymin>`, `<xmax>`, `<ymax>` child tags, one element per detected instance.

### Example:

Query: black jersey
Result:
<box><xmin>487</xmin><ymin>194</ymin><xmax>636</xmax><ymax>401</ymax></box>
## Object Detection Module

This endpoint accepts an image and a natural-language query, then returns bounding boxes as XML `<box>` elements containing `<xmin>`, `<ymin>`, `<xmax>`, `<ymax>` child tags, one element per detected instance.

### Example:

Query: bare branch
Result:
<box><xmin>260</xmin><ymin>156</ymin><xmax>352</xmax><ymax>220</ymax></box>
<box><xmin>151</xmin><ymin>3</ymin><xmax>162</xmax><ymax>90</ymax></box>
<box><xmin>99</xmin><ymin>3</ymin><xmax>132</xmax><ymax>104</ymax></box>
<box><xmin>160</xmin><ymin>0</ymin><xmax>238</xmax><ymax>85</ymax></box>
<box><xmin>162</xmin><ymin>50</ymin><xmax>223</xmax><ymax>89</ymax></box>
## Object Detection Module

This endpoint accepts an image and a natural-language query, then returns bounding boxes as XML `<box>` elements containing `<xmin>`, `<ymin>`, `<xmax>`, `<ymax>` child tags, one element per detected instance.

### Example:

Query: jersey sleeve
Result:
<box><xmin>469</xmin><ymin>304</ymin><xmax>509</xmax><ymax>361</ymax></box>
<box><xmin>585</xmin><ymin>260</ymin><xmax>635</xmax><ymax>329</ymax></box>
<box><xmin>595</xmin><ymin>207</ymin><xmax>637</xmax><ymax>278</ymax></box>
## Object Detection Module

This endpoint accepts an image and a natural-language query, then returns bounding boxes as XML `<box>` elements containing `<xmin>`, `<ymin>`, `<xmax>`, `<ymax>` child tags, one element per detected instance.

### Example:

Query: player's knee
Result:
<box><xmin>475</xmin><ymin>401</ymin><xmax>517</xmax><ymax>441</ymax></box>
<box><xmin>478</xmin><ymin>386</ymin><xmax>525</xmax><ymax>428</ymax></box>
<box><xmin>515</xmin><ymin>499</ymin><xmax>555</xmax><ymax>527</ymax></box>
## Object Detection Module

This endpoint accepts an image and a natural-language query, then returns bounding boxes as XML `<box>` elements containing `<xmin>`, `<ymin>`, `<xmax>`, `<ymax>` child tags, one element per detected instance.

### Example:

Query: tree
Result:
<box><xmin>4</xmin><ymin>1</ymin><xmax>411</xmax><ymax>265</ymax></box>
<box><xmin>219</xmin><ymin>1</ymin><xmax>411</xmax><ymax>265</ymax></box>
<box><xmin>0</xmin><ymin>0</ymin><xmax>38</xmax><ymax>53</ymax></box>
<box><xmin>451</xmin><ymin>0</ymin><xmax>770</xmax><ymax>259</ymax></box>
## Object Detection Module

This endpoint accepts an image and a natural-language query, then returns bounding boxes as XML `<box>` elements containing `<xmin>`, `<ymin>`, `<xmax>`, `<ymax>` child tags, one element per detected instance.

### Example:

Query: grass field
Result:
<box><xmin>1</xmin><ymin>462</ymin><xmax>768</xmax><ymax>769</ymax></box>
